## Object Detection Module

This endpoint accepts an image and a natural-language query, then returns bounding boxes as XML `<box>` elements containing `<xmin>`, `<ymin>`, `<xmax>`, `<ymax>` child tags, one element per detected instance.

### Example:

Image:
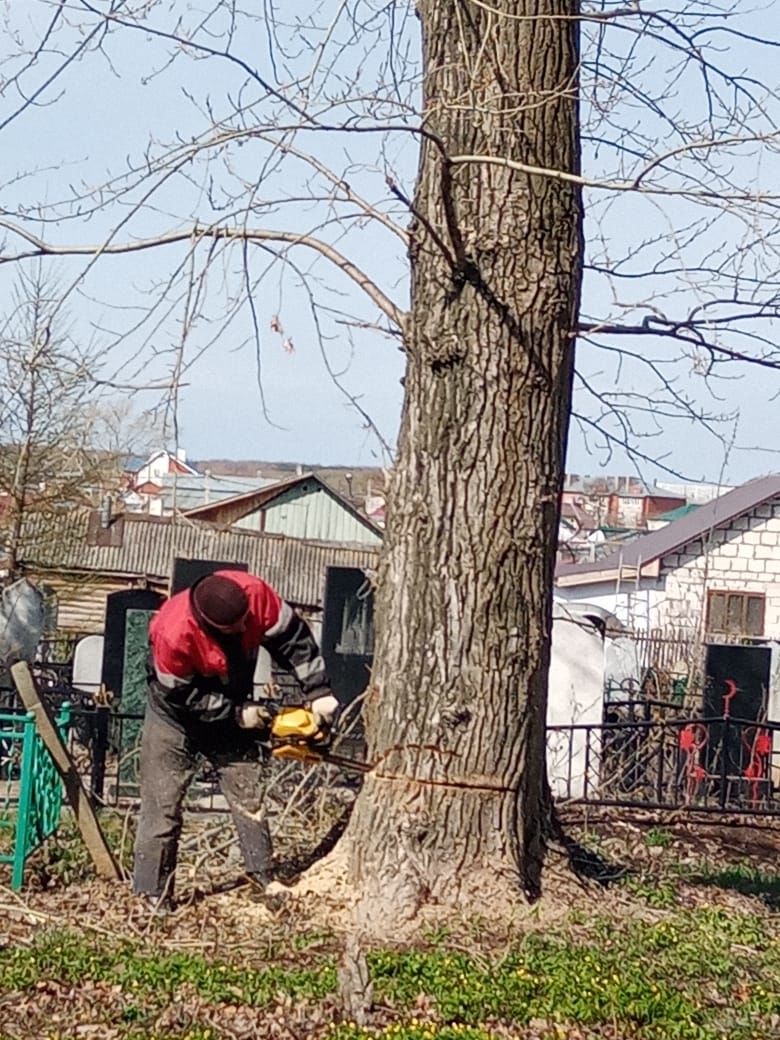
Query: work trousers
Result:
<box><xmin>133</xmin><ymin>708</ymin><xmax>273</xmax><ymax>899</ymax></box>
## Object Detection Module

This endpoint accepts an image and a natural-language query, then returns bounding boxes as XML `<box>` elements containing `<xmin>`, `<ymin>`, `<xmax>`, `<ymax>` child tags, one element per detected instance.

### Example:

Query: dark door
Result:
<box><xmin>703</xmin><ymin>643</ymin><xmax>771</xmax><ymax>799</ymax></box>
<box><xmin>321</xmin><ymin>567</ymin><xmax>374</xmax><ymax>730</ymax></box>
<box><xmin>704</xmin><ymin>643</ymin><xmax>769</xmax><ymax>722</ymax></box>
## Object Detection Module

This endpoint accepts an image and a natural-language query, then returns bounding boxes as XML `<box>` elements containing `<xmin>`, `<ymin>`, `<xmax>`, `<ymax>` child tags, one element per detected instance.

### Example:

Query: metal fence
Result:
<box><xmin>4</xmin><ymin>674</ymin><xmax>780</xmax><ymax>819</ymax></box>
<box><xmin>0</xmin><ymin>705</ymin><xmax>71</xmax><ymax>888</ymax></box>
<box><xmin>74</xmin><ymin>707</ymin><xmax>780</xmax><ymax>818</ymax></box>
<box><xmin>64</xmin><ymin>708</ymin><xmax>230</xmax><ymax>810</ymax></box>
<box><xmin>548</xmin><ymin>714</ymin><xmax>780</xmax><ymax>815</ymax></box>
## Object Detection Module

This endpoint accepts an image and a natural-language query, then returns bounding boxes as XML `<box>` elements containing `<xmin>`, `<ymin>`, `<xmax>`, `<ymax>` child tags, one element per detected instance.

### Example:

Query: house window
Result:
<box><xmin>706</xmin><ymin>591</ymin><xmax>765</xmax><ymax>637</ymax></box>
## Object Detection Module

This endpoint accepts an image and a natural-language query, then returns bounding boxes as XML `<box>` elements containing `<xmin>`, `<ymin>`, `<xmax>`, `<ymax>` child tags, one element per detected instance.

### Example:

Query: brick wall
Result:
<box><xmin>657</xmin><ymin>497</ymin><xmax>780</xmax><ymax>637</ymax></box>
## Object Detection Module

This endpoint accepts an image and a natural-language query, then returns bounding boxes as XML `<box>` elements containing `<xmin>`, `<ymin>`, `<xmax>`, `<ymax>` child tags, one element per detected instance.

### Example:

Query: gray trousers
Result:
<box><xmin>133</xmin><ymin>709</ymin><xmax>273</xmax><ymax>898</ymax></box>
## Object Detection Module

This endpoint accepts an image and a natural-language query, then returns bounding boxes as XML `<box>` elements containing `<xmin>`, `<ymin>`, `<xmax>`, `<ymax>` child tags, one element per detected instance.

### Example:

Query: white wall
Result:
<box><xmin>135</xmin><ymin>452</ymin><xmax>169</xmax><ymax>487</ymax></box>
<box><xmin>656</xmin><ymin>498</ymin><xmax>780</xmax><ymax>638</ymax></box>
<box><xmin>554</xmin><ymin>579</ymin><xmax>664</xmax><ymax>631</ymax></box>
<box><xmin>558</xmin><ymin>494</ymin><xmax>780</xmax><ymax>638</ymax></box>
<box><xmin>546</xmin><ymin>601</ymin><xmax>618</xmax><ymax>798</ymax></box>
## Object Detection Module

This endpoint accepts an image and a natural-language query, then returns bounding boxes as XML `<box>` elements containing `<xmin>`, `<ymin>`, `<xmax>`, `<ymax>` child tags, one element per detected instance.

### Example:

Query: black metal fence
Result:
<box><xmin>64</xmin><ymin>708</ymin><xmax>241</xmax><ymax>810</ymax></box>
<box><xmin>67</xmin><ymin>708</ymin><xmax>780</xmax><ymax>817</ymax></box>
<box><xmin>4</xmin><ymin>669</ymin><xmax>780</xmax><ymax>817</ymax></box>
<box><xmin>548</xmin><ymin>714</ymin><xmax>780</xmax><ymax>815</ymax></box>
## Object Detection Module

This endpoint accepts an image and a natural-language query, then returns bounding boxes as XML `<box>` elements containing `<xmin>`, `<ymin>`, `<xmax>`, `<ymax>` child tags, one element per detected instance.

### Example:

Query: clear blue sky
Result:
<box><xmin>1</xmin><ymin>2</ymin><xmax>779</xmax><ymax>483</ymax></box>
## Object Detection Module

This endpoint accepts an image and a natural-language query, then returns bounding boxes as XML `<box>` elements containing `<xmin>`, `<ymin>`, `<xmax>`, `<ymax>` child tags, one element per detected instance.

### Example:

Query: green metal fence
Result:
<box><xmin>0</xmin><ymin>704</ymin><xmax>70</xmax><ymax>890</ymax></box>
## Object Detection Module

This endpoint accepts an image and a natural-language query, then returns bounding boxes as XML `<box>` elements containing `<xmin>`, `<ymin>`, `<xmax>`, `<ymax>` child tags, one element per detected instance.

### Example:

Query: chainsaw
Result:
<box><xmin>268</xmin><ymin>705</ymin><xmax>371</xmax><ymax>774</ymax></box>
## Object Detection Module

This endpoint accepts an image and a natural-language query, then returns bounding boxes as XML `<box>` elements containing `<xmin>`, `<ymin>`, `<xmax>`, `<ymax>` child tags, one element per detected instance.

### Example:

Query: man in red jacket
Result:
<box><xmin>132</xmin><ymin>569</ymin><xmax>340</xmax><ymax>911</ymax></box>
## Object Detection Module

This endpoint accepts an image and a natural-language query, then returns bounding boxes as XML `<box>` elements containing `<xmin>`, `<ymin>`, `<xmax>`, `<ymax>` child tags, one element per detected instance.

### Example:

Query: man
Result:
<box><xmin>133</xmin><ymin>569</ymin><xmax>340</xmax><ymax>910</ymax></box>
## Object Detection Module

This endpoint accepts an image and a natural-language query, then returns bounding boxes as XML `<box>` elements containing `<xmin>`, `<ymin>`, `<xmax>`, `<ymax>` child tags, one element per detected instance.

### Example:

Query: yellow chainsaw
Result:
<box><xmin>269</xmin><ymin>705</ymin><xmax>371</xmax><ymax>774</ymax></box>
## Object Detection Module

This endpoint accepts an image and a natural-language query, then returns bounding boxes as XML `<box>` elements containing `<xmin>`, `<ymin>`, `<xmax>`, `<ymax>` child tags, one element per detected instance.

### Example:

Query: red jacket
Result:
<box><xmin>148</xmin><ymin>570</ymin><xmax>329</xmax><ymax>725</ymax></box>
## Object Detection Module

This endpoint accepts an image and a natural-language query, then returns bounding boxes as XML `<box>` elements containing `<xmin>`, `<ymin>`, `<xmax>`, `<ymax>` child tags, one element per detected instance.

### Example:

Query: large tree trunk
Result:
<box><xmin>346</xmin><ymin>1</ymin><xmax>583</xmax><ymax>934</ymax></box>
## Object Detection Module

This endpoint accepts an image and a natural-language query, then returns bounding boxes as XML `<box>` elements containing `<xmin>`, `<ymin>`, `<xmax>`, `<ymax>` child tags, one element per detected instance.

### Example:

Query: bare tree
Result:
<box><xmin>0</xmin><ymin>264</ymin><xmax>148</xmax><ymax>575</ymax></box>
<box><xmin>1</xmin><ymin>1</ymin><xmax>780</xmax><ymax>936</ymax></box>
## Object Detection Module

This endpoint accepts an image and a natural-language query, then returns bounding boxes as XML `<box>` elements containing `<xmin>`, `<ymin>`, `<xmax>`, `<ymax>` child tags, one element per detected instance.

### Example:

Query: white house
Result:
<box><xmin>132</xmin><ymin>449</ymin><xmax>199</xmax><ymax>488</ymax></box>
<box><xmin>555</xmin><ymin>474</ymin><xmax>780</xmax><ymax>641</ymax></box>
<box><xmin>555</xmin><ymin>475</ymin><xmax>780</xmax><ymax>737</ymax></box>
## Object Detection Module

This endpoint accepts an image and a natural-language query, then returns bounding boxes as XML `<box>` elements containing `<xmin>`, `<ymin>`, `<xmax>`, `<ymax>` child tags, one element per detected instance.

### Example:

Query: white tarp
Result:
<box><xmin>0</xmin><ymin>578</ymin><xmax>45</xmax><ymax>668</ymax></box>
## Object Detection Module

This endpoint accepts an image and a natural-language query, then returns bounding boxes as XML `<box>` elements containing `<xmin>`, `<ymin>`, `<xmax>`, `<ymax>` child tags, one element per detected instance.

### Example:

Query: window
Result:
<box><xmin>706</xmin><ymin>591</ymin><xmax>765</xmax><ymax>637</ymax></box>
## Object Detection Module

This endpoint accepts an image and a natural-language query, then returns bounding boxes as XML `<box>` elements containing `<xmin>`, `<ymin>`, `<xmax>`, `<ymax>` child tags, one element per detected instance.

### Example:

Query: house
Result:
<box><xmin>654</xmin><ymin>480</ymin><xmax>734</xmax><ymax>505</ymax></box>
<box><xmin>365</xmin><ymin>493</ymin><xmax>386</xmax><ymax>528</ymax></box>
<box><xmin>557</xmin><ymin>477</ymin><xmax>780</xmax><ymax>790</ymax></box>
<box><xmin>180</xmin><ymin>472</ymin><xmax>383</xmax><ymax>547</ymax></box>
<box><xmin>646</xmin><ymin>502</ymin><xmax>700</xmax><ymax>532</ymax></box>
<box><xmin>562</xmin><ymin>474</ymin><xmax>686</xmax><ymax>531</ymax></box>
<box><xmin>125</xmin><ymin>449</ymin><xmax>199</xmax><ymax>489</ymax></box>
<box><xmin>13</xmin><ymin>507</ymin><xmax>380</xmax><ymax>637</ymax></box>
<box><xmin>559</xmin><ymin>474</ymin><xmax>687</xmax><ymax>562</ymax></box>
<box><xmin>122</xmin><ymin>449</ymin><xmax>203</xmax><ymax>512</ymax></box>
<box><xmin>555</xmin><ymin>473</ymin><xmax>780</xmax><ymax>642</ymax></box>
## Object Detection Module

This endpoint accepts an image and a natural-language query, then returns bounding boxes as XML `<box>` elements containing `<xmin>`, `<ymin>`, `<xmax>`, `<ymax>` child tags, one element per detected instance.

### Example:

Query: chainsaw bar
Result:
<box><xmin>271</xmin><ymin>742</ymin><xmax>372</xmax><ymax>774</ymax></box>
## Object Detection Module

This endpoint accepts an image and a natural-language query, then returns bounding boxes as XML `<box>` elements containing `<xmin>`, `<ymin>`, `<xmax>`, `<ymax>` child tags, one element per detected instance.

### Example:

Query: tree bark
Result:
<box><xmin>346</xmin><ymin>0</ymin><xmax>583</xmax><ymax>935</ymax></box>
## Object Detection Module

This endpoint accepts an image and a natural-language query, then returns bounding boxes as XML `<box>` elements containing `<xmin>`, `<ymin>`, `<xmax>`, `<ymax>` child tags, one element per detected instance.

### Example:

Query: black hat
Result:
<box><xmin>192</xmin><ymin>575</ymin><xmax>249</xmax><ymax>627</ymax></box>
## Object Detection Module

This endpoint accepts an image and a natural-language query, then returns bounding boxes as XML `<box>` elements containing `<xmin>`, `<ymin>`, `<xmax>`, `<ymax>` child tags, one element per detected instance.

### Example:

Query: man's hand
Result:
<box><xmin>309</xmin><ymin>691</ymin><xmax>340</xmax><ymax>728</ymax></box>
<box><xmin>236</xmin><ymin>702</ymin><xmax>273</xmax><ymax>730</ymax></box>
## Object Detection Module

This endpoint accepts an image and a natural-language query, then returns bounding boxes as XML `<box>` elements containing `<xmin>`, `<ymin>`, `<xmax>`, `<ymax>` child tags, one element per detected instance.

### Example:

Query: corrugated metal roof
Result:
<box><xmin>158</xmin><ymin>473</ymin><xmax>278</xmax><ymax>512</ymax></box>
<box><xmin>556</xmin><ymin>473</ymin><xmax>780</xmax><ymax>584</ymax></box>
<box><xmin>19</xmin><ymin>510</ymin><xmax>379</xmax><ymax>609</ymax></box>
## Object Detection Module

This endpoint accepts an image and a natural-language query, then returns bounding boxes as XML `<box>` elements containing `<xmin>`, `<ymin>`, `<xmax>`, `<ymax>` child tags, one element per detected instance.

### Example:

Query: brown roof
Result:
<box><xmin>556</xmin><ymin>473</ymin><xmax>780</xmax><ymax>585</ymax></box>
<box><xmin>18</xmin><ymin>509</ymin><xmax>379</xmax><ymax>610</ymax></box>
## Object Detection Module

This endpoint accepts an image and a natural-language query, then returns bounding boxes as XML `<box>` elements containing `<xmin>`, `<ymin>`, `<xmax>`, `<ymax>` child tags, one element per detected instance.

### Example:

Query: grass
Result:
<box><xmin>4</xmin><ymin>815</ymin><xmax>780</xmax><ymax>1039</ymax></box>
<box><xmin>686</xmin><ymin>862</ymin><xmax>780</xmax><ymax>910</ymax></box>
<box><xmin>2</xmin><ymin>907</ymin><xmax>778</xmax><ymax>1039</ymax></box>
<box><xmin>643</xmin><ymin>827</ymin><xmax>673</xmax><ymax>849</ymax></box>
<box><xmin>614</xmin><ymin>855</ymin><xmax>780</xmax><ymax>912</ymax></box>
<box><xmin>1</xmin><ymin>932</ymin><xmax>336</xmax><ymax>1005</ymax></box>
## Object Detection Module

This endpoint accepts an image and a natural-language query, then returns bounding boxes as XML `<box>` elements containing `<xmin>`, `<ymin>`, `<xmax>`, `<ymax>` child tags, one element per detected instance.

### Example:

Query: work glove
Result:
<box><xmin>236</xmin><ymin>702</ymin><xmax>273</xmax><ymax>730</ymax></box>
<box><xmin>308</xmin><ymin>689</ymin><xmax>340</xmax><ymax>729</ymax></box>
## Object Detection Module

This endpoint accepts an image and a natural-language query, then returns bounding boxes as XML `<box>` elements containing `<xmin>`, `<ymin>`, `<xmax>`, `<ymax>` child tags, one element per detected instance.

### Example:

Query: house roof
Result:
<box><xmin>181</xmin><ymin>471</ymin><xmax>383</xmax><ymax>537</ymax></box>
<box><xmin>157</xmin><ymin>473</ymin><xmax>278</xmax><ymax>512</ymax></box>
<box><xmin>656</xmin><ymin>502</ymin><xmax>700</xmax><ymax>523</ymax></box>
<box><xmin>563</xmin><ymin>474</ymin><xmax>653</xmax><ymax>495</ymax></box>
<box><xmin>121</xmin><ymin>454</ymin><xmax>148</xmax><ymax>474</ymax></box>
<box><xmin>556</xmin><ymin>473</ymin><xmax>780</xmax><ymax>586</ymax></box>
<box><xmin>17</xmin><ymin>510</ymin><xmax>379</xmax><ymax>610</ymax></box>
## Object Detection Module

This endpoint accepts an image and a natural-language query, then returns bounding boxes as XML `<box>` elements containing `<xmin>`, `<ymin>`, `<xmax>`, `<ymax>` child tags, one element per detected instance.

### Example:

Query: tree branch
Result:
<box><xmin>0</xmin><ymin>219</ymin><xmax>406</xmax><ymax>330</ymax></box>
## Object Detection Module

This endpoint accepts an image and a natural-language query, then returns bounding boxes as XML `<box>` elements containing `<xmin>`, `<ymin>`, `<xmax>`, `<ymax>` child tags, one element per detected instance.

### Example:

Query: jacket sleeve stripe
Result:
<box><xmin>293</xmin><ymin>655</ymin><xmax>326</xmax><ymax>684</ymax></box>
<box><xmin>264</xmin><ymin>600</ymin><xmax>293</xmax><ymax>637</ymax></box>
<box><xmin>154</xmin><ymin>666</ymin><xmax>194</xmax><ymax>689</ymax></box>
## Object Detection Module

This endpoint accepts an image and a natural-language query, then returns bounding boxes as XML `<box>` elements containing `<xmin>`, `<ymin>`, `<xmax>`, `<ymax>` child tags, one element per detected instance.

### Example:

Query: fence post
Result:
<box><xmin>11</xmin><ymin>715</ymin><xmax>35</xmax><ymax>891</ymax></box>
<box><xmin>10</xmin><ymin>662</ymin><xmax>122</xmax><ymax>881</ymax></box>
<box><xmin>719</xmin><ymin>717</ymin><xmax>730</xmax><ymax>810</ymax></box>
<box><xmin>655</xmin><ymin>723</ymin><xmax>665</xmax><ymax>805</ymax></box>
<box><xmin>90</xmin><ymin>700</ymin><xmax>111</xmax><ymax>802</ymax></box>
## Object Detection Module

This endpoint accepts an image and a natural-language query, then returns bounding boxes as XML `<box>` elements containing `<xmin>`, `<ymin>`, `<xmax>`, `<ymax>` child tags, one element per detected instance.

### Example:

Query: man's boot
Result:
<box><xmin>244</xmin><ymin>872</ymin><xmax>290</xmax><ymax>911</ymax></box>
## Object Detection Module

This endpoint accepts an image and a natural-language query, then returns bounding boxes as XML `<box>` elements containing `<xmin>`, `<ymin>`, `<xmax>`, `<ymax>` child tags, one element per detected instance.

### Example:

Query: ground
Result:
<box><xmin>1</xmin><ymin>807</ymin><xmax>779</xmax><ymax>1039</ymax></box>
